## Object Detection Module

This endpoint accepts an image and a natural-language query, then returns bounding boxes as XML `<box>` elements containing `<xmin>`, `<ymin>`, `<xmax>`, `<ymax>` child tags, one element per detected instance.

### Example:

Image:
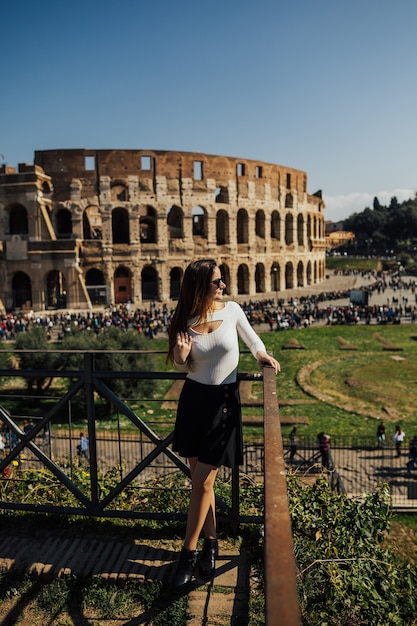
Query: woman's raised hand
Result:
<box><xmin>174</xmin><ymin>332</ymin><xmax>193</xmax><ymax>364</ymax></box>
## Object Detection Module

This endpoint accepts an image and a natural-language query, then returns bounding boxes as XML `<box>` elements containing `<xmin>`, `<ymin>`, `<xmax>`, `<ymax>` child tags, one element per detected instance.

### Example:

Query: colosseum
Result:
<box><xmin>0</xmin><ymin>149</ymin><xmax>326</xmax><ymax>313</ymax></box>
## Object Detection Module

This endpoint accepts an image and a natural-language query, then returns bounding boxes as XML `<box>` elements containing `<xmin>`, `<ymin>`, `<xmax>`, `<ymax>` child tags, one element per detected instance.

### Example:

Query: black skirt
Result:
<box><xmin>172</xmin><ymin>378</ymin><xmax>243</xmax><ymax>468</ymax></box>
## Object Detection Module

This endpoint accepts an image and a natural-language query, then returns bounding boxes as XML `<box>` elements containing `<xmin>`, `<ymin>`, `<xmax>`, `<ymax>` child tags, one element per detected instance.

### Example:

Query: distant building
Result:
<box><xmin>0</xmin><ymin>149</ymin><xmax>326</xmax><ymax>313</ymax></box>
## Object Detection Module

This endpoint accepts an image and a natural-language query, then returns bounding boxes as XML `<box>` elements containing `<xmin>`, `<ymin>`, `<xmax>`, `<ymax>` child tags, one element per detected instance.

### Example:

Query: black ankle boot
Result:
<box><xmin>171</xmin><ymin>547</ymin><xmax>198</xmax><ymax>592</ymax></box>
<box><xmin>196</xmin><ymin>538</ymin><xmax>218</xmax><ymax>582</ymax></box>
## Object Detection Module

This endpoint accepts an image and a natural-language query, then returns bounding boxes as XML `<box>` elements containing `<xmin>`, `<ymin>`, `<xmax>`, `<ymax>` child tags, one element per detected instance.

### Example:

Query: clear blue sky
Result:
<box><xmin>2</xmin><ymin>0</ymin><xmax>416</xmax><ymax>221</ymax></box>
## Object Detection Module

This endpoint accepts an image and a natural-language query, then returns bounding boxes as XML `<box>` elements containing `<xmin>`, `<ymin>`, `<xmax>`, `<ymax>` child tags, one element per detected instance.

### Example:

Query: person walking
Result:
<box><xmin>376</xmin><ymin>421</ymin><xmax>386</xmax><ymax>447</ymax></box>
<box><xmin>407</xmin><ymin>435</ymin><xmax>417</xmax><ymax>473</ymax></box>
<box><xmin>317</xmin><ymin>432</ymin><xmax>331</xmax><ymax>469</ymax></box>
<box><xmin>393</xmin><ymin>425</ymin><xmax>405</xmax><ymax>457</ymax></box>
<box><xmin>289</xmin><ymin>427</ymin><xmax>298</xmax><ymax>462</ymax></box>
<box><xmin>167</xmin><ymin>259</ymin><xmax>280</xmax><ymax>592</ymax></box>
<box><xmin>77</xmin><ymin>432</ymin><xmax>89</xmax><ymax>462</ymax></box>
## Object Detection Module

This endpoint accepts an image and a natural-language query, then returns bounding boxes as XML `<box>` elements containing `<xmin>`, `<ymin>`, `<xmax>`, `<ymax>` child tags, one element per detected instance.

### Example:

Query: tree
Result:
<box><xmin>14</xmin><ymin>326</ymin><xmax>59</xmax><ymax>394</ymax></box>
<box><xmin>373</xmin><ymin>196</ymin><xmax>383</xmax><ymax>212</ymax></box>
<box><xmin>58</xmin><ymin>326</ymin><xmax>156</xmax><ymax>418</ymax></box>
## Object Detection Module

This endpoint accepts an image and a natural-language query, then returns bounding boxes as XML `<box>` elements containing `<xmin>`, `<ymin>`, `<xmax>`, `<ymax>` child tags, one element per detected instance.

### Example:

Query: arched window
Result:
<box><xmin>271</xmin><ymin>211</ymin><xmax>280</xmax><ymax>240</ymax></box>
<box><xmin>141</xmin><ymin>265</ymin><xmax>159</xmax><ymax>301</ymax></box>
<box><xmin>167</xmin><ymin>206</ymin><xmax>183</xmax><ymax>239</ymax></box>
<box><xmin>170</xmin><ymin>267</ymin><xmax>182</xmax><ymax>300</ymax></box>
<box><xmin>56</xmin><ymin>208</ymin><xmax>73</xmax><ymax>239</ymax></box>
<box><xmin>237</xmin><ymin>264</ymin><xmax>249</xmax><ymax>294</ymax></box>
<box><xmin>306</xmin><ymin>261</ymin><xmax>312</xmax><ymax>285</ymax></box>
<box><xmin>297</xmin><ymin>261</ymin><xmax>304</xmax><ymax>287</ymax></box>
<box><xmin>285</xmin><ymin>262</ymin><xmax>294</xmax><ymax>289</ymax></box>
<box><xmin>271</xmin><ymin>263</ymin><xmax>280</xmax><ymax>293</ymax></box>
<box><xmin>237</xmin><ymin>209</ymin><xmax>249</xmax><ymax>244</ymax></box>
<box><xmin>192</xmin><ymin>206</ymin><xmax>207</xmax><ymax>237</ymax></box>
<box><xmin>42</xmin><ymin>181</ymin><xmax>52</xmax><ymax>194</ymax></box>
<box><xmin>111</xmin><ymin>182</ymin><xmax>128</xmax><ymax>202</ymax></box>
<box><xmin>140</xmin><ymin>205</ymin><xmax>157</xmax><ymax>243</ymax></box>
<box><xmin>112</xmin><ymin>208</ymin><xmax>130</xmax><ymax>244</ymax></box>
<box><xmin>285</xmin><ymin>193</ymin><xmax>293</xmax><ymax>209</ymax></box>
<box><xmin>214</xmin><ymin>186</ymin><xmax>229</xmax><ymax>203</ymax></box>
<box><xmin>285</xmin><ymin>214</ymin><xmax>294</xmax><ymax>245</ymax></box>
<box><xmin>85</xmin><ymin>268</ymin><xmax>108</xmax><ymax>305</ymax></box>
<box><xmin>297</xmin><ymin>214</ymin><xmax>304</xmax><ymax>246</ymax></box>
<box><xmin>12</xmin><ymin>271</ymin><xmax>32</xmax><ymax>309</ymax></box>
<box><xmin>255</xmin><ymin>210</ymin><xmax>265</xmax><ymax>239</ymax></box>
<box><xmin>86</xmin><ymin>268</ymin><xmax>105</xmax><ymax>285</ymax></box>
<box><xmin>83</xmin><ymin>206</ymin><xmax>102</xmax><ymax>240</ymax></box>
<box><xmin>46</xmin><ymin>270</ymin><xmax>67</xmax><ymax>309</ymax></box>
<box><xmin>306</xmin><ymin>215</ymin><xmax>311</xmax><ymax>239</ymax></box>
<box><xmin>8</xmin><ymin>203</ymin><xmax>29</xmax><ymax>235</ymax></box>
<box><xmin>218</xmin><ymin>263</ymin><xmax>230</xmax><ymax>295</ymax></box>
<box><xmin>255</xmin><ymin>263</ymin><xmax>265</xmax><ymax>293</ymax></box>
<box><xmin>216</xmin><ymin>210</ymin><xmax>229</xmax><ymax>245</ymax></box>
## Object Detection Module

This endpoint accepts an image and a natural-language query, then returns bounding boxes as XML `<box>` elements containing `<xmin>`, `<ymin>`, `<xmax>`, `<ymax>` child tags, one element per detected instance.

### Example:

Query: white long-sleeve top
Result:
<box><xmin>174</xmin><ymin>301</ymin><xmax>266</xmax><ymax>385</ymax></box>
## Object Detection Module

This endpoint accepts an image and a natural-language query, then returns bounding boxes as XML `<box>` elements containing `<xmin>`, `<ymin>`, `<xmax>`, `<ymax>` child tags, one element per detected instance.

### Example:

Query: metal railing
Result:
<box><xmin>0</xmin><ymin>350</ymin><xmax>301</xmax><ymax>625</ymax></box>
<box><xmin>281</xmin><ymin>435</ymin><xmax>417</xmax><ymax>510</ymax></box>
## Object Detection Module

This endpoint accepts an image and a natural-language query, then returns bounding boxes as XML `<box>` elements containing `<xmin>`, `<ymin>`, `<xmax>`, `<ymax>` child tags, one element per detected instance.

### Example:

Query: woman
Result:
<box><xmin>167</xmin><ymin>259</ymin><xmax>280</xmax><ymax>592</ymax></box>
<box><xmin>393</xmin><ymin>424</ymin><xmax>405</xmax><ymax>457</ymax></box>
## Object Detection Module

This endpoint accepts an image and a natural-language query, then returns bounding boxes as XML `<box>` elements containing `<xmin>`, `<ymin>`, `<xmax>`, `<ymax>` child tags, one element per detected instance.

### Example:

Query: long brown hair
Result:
<box><xmin>167</xmin><ymin>259</ymin><xmax>218</xmax><ymax>363</ymax></box>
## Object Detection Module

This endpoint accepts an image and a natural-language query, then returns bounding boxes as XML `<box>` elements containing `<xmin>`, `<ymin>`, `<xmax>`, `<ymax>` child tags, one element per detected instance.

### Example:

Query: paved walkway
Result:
<box><xmin>0</xmin><ymin>530</ymin><xmax>249</xmax><ymax>625</ymax></box>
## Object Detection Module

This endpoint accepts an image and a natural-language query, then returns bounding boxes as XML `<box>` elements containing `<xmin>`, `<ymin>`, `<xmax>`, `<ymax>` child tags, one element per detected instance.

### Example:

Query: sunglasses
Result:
<box><xmin>211</xmin><ymin>277</ymin><xmax>225</xmax><ymax>287</ymax></box>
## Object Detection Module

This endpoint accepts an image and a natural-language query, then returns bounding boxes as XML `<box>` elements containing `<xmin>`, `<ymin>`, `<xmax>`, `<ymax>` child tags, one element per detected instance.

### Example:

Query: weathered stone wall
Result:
<box><xmin>0</xmin><ymin>149</ymin><xmax>326</xmax><ymax>312</ymax></box>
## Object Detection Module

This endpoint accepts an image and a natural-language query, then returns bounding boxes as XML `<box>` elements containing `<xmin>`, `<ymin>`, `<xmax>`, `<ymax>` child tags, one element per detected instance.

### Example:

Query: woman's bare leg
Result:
<box><xmin>183</xmin><ymin>458</ymin><xmax>218</xmax><ymax>550</ymax></box>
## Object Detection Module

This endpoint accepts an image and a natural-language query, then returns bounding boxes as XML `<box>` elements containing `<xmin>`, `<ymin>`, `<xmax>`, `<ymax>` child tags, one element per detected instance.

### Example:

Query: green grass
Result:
<box><xmin>2</xmin><ymin>325</ymin><xmax>417</xmax><ymax>443</ymax></box>
<box><xmin>325</xmin><ymin>256</ymin><xmax>381</xmax><ymax>272</ymax></box>
<box><xmin>255</xmin><ymin>324</ymin><xmax>417</xmax><ymax>440</ymax></box>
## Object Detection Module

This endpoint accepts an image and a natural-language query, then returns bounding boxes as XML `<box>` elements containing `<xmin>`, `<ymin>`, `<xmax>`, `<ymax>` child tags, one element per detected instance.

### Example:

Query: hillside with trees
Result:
<box><xmin>342</xmin><ymin>194</ymin><xmax>417</xmax><ymax>270</ymax></box>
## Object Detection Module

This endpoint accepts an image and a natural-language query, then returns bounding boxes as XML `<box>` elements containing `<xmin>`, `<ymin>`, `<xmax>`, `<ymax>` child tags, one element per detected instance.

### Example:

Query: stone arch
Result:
<box><xmin>297</xmin><ymin>261</ymin><xmax>304</xmax><ymax>287</ymax></box>
<box><xmin>218</xmin><ymin>263</ymin><xmax>230</xmax><ymax>295</ymax></box>
<box><xmin>271</xmin><ymin>263</ymin><xmax>280</xmax><ymax>292</ymax></box>
<box><xmin>7</xmin><ymin>203</ymin><xmax>29</xmax><ymax>235</ymax></box>
<box><xmin>216</xmin><ymin>209</ymin><xmax>229</xmax><ymax>245</ymax></box>
<box><xmin>12</xmin><ymin>271</ymin><xmax>32</xmax><ymax>309</ymax></box>
<box><xmin>170</xmin><ymin>266</ymin><xmax>182</xmax><ymax>300</ymax></box>
<box><xmin>192</xmin><ymin>205</ymin><xmax>207</xmax><ymax>237</ymax></box>
<box><xmin>214</xmin><ymin>186</ymin><xmax>229</xmax><ymax>203</ymax></box>
<box><xmin>112</xmin><ymin>208</ymin><xmax>130</xmax><ymax>244</ymax></box>
<box><xmin>271</xmin><ymin>210</ymin><xmax>280</xmax><ymax>240</ymax></box>
<box><xmin>56</xmin><ymin>208</ymin><xmax>73</xmax><ymax>238</ymax></box>
<box><xmin>85</xmin><ymin>268</ymin><xmax>105</xmax><ymax>285</ymax></box>
<box><xmin>255</xmin><ymin>210</ymin><xmax>265</xmax><ymax>239</ymax></box>
<box><xmin>141</xmin><ymin>265</ymin><xmax>159</xmax><ymax>301</ymax></box>
<box><xmin>111</xmin><ymin>181</ymin><xmax>128</xmax><ymax>202</ymax></box>
<box><xmin>114</xmin><ymin>266</ymin><xmax>132</xmax><ymax>303</ymax></box>
<box><xmin>46</xmin><ymin>270</ymin><xmax>67</xmax><ymax>309</ymax></box>
<box><xmin>285</xmin><ymin>193</ymin><xmax>293</xmax><ymax>209</ymax></box>
<box><xmin>237</xmin><ymin>209</ymin><xmax>249</xmax><ymax>244</ymax></box>
<box><xmin>83</xmin><ymin>205</ymin><xmax>102</xmax><ymax>240</ymax></box>
<box><xmin>306</xmin><ymin>261</ymin><xmax>312</xmax><ymax>285</ymax></box>
<box><xmin>285</xmin><ymin>262</ymin><xmax>294</xmax><ymax>289</ymax></box>
<box><xmin>42</xmin><ymin>180</ymin><xmax>52</xmax><ymax>194</ymax></box>
<box><xmin>167</xmin><ymin>205</ymin><xmax>183</xmax><ymax>239</ymax></box>
<box><xmin>255</xmin><ymin>263</ymin><xmax>265</xmax><ymax>293</ymax></box>
<box><xmin>140</xmin><ymin>205</ymin><xmax>157</xmax><ymax>243</ymax></box>
<box><xmin>285</xmin><ymin>214</ymin><xmax>294</xmax><ymax>245</ymax></box>
<box><xmin>237</xmin><ymin>264</ymin><xmax>249</xmax><ymax>294</ymax></box>
<box><xmin>297</xmin><ymin>214</ymin><xmax>304</xmax><ymax>245</ymax></box>
<box><xmin>85</xmin><ymin>268</ymin><xmax>108</xmax><ymax>305</ymax></box>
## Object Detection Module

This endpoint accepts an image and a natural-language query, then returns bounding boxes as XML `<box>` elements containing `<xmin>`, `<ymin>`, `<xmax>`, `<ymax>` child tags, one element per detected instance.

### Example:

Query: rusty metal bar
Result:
<box><xmin>263</xmin><ymin>365</ymin><xmax>301</xmax><ymax>626</ymax></box>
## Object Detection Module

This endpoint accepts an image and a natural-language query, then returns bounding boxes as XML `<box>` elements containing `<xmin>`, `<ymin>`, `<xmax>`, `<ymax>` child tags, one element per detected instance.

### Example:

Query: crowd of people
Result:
<box><xmin>0</xmin><ymin>270</ymin><xmax>416</xmax><ymax>343</ymax></box>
